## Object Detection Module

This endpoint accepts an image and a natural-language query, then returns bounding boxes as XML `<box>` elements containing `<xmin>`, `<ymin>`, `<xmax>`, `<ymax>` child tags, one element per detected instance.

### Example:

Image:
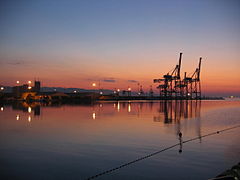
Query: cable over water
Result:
<box><xmin>85</xmin><ymin>124</ymin><xmax>240</xmax><ymax>180</ymax></box>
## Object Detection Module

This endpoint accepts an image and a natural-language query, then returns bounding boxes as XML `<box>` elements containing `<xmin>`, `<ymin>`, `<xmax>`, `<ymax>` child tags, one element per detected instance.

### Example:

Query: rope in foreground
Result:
<box><xmin>85</xmin><ymin>124</ymin><xmax>240</xmax><ymax>180</ymax></box>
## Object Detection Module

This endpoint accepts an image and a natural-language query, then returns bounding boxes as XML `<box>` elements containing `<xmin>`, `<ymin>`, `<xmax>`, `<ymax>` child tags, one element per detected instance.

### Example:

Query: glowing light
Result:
<box><xmin>117</xmin><ymin>102</ymin><xmax>120</xmax><ymax>112</ymax></box>
<box><xmin>128</xmin><ymin>103</ymin><xmax>131</xmax><ymax>112</ymax></box>
<box><xmin>99</xmin><ymin>104</ymin><xmax>103</xmax><ymax>107</ymax></box>
<box><xmin>28</xmin><ymin>115</ymin><xmax>31</xmax><ymax>122</ymax></box>
<box><xmin>0</xmin><ymin>87</ymin><xmax>4</xmax><ymax>90</ymax></box>
<box><xmin>74</xmin><ymin>90</ymin><xmax>77</xmax><ymax>93</ymax></box>
<box><xmin>187</xmin><ymin>93</ymin><xmax>191</xmax><ymax>96</ymax></box>
<box><xmin>100</xmin><ymin>91</ymin><xmax>103</xmax><ymax>95</ymax></box>
<box><xmin>128</xmin><ymin>87</ymin><xmax>131</xmax><ymax>91</ymax></box>
<box><xmin>16</xmin><ymin>81</ymin><xmax>20</xmax><ymax>84</ymax></box>
<box><xmin>28</xmin><ymin>107</ymin><xmax>32</xmax><ymax>113</ymax></box>
<box><xmin>117</xmin><ymin>89</ymin><xmax>120</xmax><ymax>92</ymax></box>
<box><xmin>92</xmin><ymin>83</ymin><xmax>96</xmax><ymax>87</ymax></box>
<box><xmin>0</xmin><ymin>107</ymin><xmax>3</xmax><ymax>111</ymax></box>
<box><xmin>92</xmin><ymin>112</ymin><xmax>96</xmax><ymax>119</ymax></box>
<box><xmin>28</xmin><ymin>81</ymin><xmax>32</xmax><ymax>84</ymax></box>
<box><xmin>54</xmin><ymin>89</ymin><xmax>57</xmax><ymax>91</ymax></box>
<box><xmin>16</xmin><ymin>114</ymin><xmax>20</xmax><ymax>120</ymax></box>
<box><xmin>28</xmin><ymin>86</ymin><xmax>32</xmax><ymax>89</ymax></box>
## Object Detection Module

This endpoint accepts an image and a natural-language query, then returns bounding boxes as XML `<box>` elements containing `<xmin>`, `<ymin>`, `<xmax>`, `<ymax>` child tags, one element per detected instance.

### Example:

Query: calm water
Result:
<box><xmin>0</xmin><ymin>100</ymin><xmax>240</xmax><ymax>180</ymax></box>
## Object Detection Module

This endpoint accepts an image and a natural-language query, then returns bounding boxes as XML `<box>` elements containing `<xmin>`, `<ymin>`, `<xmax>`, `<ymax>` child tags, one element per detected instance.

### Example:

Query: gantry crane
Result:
<box><xmin>183</xmin><ymin>57</ymin><xmax>202</xmax><ymax>99</ymax></box>
<box><xmin>154</xmin><ymin>53</ymin><xmax>182</xmax><ymax>99</ymax></box>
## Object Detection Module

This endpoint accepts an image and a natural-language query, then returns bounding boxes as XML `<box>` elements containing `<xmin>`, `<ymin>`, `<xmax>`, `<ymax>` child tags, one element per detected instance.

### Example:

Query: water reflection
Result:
<box><xmin>178</xmin><ymin>132</ymin><xmax>183</xmax><ymax>153</ymax></box>
<box><xmin>2</xmin><ymin>100</ymin><xmax>204</xmax><ymax>154</ymax></box>
<box><xmin>1</xmin><ymin>100</ymin><xmax>240</xmax><ymax>180</ymax></box>
<box><xmin>16</xmin><ymin>114</ymin><xmax>20</xmax><ymax>120</ymax></box>
<box><xmin>3</xmin><ymin>100</ymin><xmax>203</xmax><ymax>142</ymax></box>
<box><xmin>28</xmin><ymin>106</ymin><xmax>32</xmax><ymax>113</ymax></box>
<box><xmin>28</xmin><ymin>115</ymin><xmax>31</xmax><ymax>122</ymax></box>
<box><xmin>34</xmin><ymin>105</ymin><xmax>40</xmax><ymax>116</ymax></box>
<box><xmin>128</xmin><ymin>102</ymin><xmax>131</xmax><ymax>112</ymax></box>
<box><xmin>5</xmin><ymin>101</ymin><xmax>202</xmax><ymax>129</ymax></box>
<box><xmin>117</xmin><ymin>101</ymin><xmax>120</xmax><ymax>112</ymax></box>
<box><xmin>154</xmin><ymin>100</ymin><xmax>201</xmax><ymax>123</ymax></box>
<box><xmin>2</xmin><ymin>102</ymin><xmax>43</xmax><ymax>123</ymax></box>
<box><xmin>12</xmin><ymin>102</ymin><xmax>41</xmax><ymax>116</ymax></box>
<box><xmin>92</xmin><ymin>112</ymin><xmax>96</xmax><ymax>120</ymax></box>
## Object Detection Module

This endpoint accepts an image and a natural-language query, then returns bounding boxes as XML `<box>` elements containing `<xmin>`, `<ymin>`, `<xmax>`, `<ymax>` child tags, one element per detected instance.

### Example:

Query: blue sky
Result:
<box><xmin>0</xmin><ymin>0</ymin><xmax>240</xmax><ymax>95</ymax></box>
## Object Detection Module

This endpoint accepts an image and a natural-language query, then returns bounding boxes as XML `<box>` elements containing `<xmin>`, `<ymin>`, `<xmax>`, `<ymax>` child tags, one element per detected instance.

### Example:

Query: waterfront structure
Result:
<box><xmin>12</xmin><ymin>80</ymin><xmax>41</xmax><ymax>99</ymax></box>
<box><xmin>153</xmin><ymin>53</ymin><xmax>202</xmax><ymax>100</ymax></box>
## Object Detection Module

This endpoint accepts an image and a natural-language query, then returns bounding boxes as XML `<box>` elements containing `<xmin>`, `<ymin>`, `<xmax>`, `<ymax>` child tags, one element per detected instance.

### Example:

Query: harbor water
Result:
<box><xmin>0</xmin><ymin>100</ymin><xmax>239</xmax><ymax>180</ymax></box>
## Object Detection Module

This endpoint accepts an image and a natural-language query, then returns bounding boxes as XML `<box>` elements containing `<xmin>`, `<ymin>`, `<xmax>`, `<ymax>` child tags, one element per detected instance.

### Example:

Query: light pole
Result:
<box><xmin>128</xmin><ymin>87</ymin><xmax>131</xmax><ymax>97</ymax></box>
<box><xmin>98</xmin><ymin>80</ymin><xmax>102</xmax><ymax>95</ymax></box>
<box><xmin>92</xmin><ymin>81</ymin><xmax>102</xmax><ymax>95</ymax></box>
<box><xmin>28</xmin><ymin>80</ymin><xmax>32</xmax><ymax>91</ymax></box>
<box><xmin>92</xmin><ymin>83</ymin><xmax>96</xmax><ymax>94</ymax></box>
<box><xmin>116</xmin><ymin>88</ymin><xmax>120</xmax><ymax>96</ymax></box>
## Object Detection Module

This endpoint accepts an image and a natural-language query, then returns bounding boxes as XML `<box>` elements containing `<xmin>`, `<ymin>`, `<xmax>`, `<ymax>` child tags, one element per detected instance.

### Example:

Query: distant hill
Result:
<box><xmin>41</xmin><ymin>87</ymin><xmax>114</xmax><ymax>95</ymax></box>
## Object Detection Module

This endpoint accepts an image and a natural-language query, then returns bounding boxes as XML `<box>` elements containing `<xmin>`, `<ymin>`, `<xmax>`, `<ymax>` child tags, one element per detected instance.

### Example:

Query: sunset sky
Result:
<box><xmin>0</xmin><ymin>0</ymin><xmax>240</xmax><ymax>96</ymax></box>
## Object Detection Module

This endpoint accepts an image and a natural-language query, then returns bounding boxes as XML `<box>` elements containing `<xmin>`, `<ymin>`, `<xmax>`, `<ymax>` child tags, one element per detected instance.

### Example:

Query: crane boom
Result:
<box><xmin>177</xmin><ymin>53</ymin><xmax>182</xmax><ymax>79</ymax></box>
<box><xmin>197</xmin><ymin>57</ymin><xmax>202</xmax><ymax>81</ymax></box>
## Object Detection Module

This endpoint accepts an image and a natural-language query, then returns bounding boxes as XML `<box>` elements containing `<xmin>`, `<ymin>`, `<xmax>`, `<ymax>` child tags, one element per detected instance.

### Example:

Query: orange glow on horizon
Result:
<box><xmin>0</xmin><ymin>54</ymin><xmax>239</xmax><ymax>95</ymax></box>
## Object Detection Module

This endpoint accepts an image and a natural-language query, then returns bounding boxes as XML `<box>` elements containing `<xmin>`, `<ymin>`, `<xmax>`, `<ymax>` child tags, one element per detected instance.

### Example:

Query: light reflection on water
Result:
<box><xmin>0</xmin><ymin>100</ymin><xmax>239</xmax><ymax>180</ymax></box>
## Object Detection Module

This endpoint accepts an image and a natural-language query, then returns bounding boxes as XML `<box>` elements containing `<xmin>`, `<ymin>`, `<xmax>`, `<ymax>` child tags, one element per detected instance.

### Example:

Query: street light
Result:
<box><xmin>127</xmin><ymin>87</ymin><xmax>131</xmax><ymax>96</ymax></box>
<box><xmin>92</xmin><ymin>83</ymin><xmax>96</xmax><ymax>87</ymax></box>
<box><xmin>28</xmin><ymin>81</ymin><xmax>32</xmax><ymax>84</ymax></box>
<box><xmin>0</xmin><ymin>87</ymin><xmax>4</xmax><ymax>90</ymax></box>
<box><xmin>16</xmin><ymin>81</ymin><xmax>20</xmax><ymax>84</ymax></box>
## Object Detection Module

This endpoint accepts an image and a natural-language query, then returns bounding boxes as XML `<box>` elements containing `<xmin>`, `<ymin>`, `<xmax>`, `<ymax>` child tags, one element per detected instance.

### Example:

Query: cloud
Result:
<box><xmin>128</xmin><ymin>80</ymin><xmax>138</xmax><ymax>83</ymax></box>
<box><xmin>103</xmin><ymin>79</ymin><xmax>116</xmax><ymax>83</ymax></box>
<box><xmin>84</xmin><ymin>78</ymin><xmax>116</xmax><ymax>83</ymax></box>
<box><xmin>8</xmin><ymin>61</ymin><xmax>24</xmax><ymax>65</ymax></box>
<box><xmin>0</xmin><ymin>59</ymin><xmax>27</xmax><ymax>66</ymax></box>
<box><xmin>102</xmin><ymin>77</ymin><xmax>116</xmax><ymax>83</ymax></box>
